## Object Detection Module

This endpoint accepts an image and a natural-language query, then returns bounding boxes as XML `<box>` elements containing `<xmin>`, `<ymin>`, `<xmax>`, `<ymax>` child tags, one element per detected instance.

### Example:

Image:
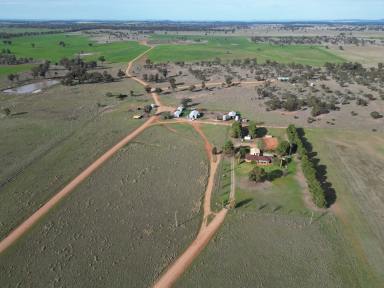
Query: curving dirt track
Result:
<box><xmin>153</xmin><ymin>123</ymin><xmax>229</xmax><ymax>288</ymax></box>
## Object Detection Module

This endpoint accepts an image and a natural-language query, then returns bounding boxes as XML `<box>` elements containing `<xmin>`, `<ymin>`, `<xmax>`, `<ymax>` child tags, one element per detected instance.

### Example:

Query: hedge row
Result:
<box><xmin>287</xmin><ymin>125</ymin><xmax>326</xmax><ymax>208</ymax></box>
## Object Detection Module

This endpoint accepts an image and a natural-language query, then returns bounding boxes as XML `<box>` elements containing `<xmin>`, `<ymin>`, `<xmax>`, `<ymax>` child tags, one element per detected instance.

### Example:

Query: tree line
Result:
<box><xmin>287</xmin><ymin>124</ymin><xmax>327</xmax><ymax>208</ymax></box>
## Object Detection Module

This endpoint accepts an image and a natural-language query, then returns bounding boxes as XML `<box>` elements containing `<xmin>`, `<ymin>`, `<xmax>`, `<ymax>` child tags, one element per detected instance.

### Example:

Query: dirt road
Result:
<box><xmin>153</xmin><ymin>209</ymin><xmax>228</xmax><ymax>288</ymax></box>
<box><xmin>0</xmin><ymin>115</ymin><xmax>157</xmax><ymax>253</ymax></box>
<box><xmin>0</xmin><ymin>47</ymin><xmax>158</xmax><ymax>254</ymax></box>
<box><xmin>153</xmin><ymin>123</ymin><xmax>229</xmax><ymax>288</ymax></box>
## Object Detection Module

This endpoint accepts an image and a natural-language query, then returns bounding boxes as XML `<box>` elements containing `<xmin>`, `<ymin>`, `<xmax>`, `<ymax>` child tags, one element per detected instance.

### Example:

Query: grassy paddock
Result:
<box><xmin>148</xmin><ymin>35</ymin><xmax>345</xmax><ymax>66</ymax></box>
<box><xmin>176</xmin><ymin>210</ymin><xmax>371</xmax><ymax>288</ymax></box>
<box><xmin>0</xmin><ymin>75</ymin><xmax>150</xmax><ymax>239</ymax></box>
<box><xmin>0</xmin><ymin>125</ymin><xmax>209</xmax><ymax>287</ymax></box>
<box><xmin>305</xmin><ymin>128</ymin><xmax>384</xmax><ymax>284</ymax></box>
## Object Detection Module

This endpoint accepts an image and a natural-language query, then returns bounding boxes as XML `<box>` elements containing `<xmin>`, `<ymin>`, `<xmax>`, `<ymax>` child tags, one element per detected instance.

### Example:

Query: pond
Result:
<box><xmin>2</xmin><ymin>79</ymin><xmax>60</xmax><ymax>94</ymax></box>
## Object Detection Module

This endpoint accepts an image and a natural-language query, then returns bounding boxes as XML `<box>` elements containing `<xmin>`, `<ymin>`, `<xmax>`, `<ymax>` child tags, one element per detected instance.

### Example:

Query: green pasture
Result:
<box><xmin>148</xmin><ymin>34</ymin><xmax>345</xmax><ymax>66</ymax></box>
<box><xmin>0</xmin><ymin>33</ymin><xmax>148</xmax><ymax>64</ymax></box>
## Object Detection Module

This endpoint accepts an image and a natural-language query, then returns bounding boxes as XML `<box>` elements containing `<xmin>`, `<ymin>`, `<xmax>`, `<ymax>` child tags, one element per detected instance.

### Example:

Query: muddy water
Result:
<box><xmin>3</xmin><ymin>79</ymin><xmax>59</xmax><ymax>94</ymax></box>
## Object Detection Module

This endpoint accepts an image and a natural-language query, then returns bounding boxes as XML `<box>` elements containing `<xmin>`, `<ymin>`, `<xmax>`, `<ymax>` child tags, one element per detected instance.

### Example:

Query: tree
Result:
<box><xmin>257</xmin><ymin>139</ymin><xmax>266</xmax><ymax>151</ymax></box>
<box><xmin>130</xmin><ymin>90</ymin><xmax>134</xmax><ymax>96</ymax></box>
<box><xmin>2</xmin><ymin>107</ymin><xmax>11</xmax><ymax>116</ymax></box>
<box><xmin>223</xmin><ymin>140</ymin><xmax>234</xmax><ymax>155</ymax></box>
<box><xmin>169</xmin><ymin>78</ymin><xmax>177</xmax><ymax>90</ymax></box>
<box><xmin>248</xmin><ymin>121</ymin><xmax>257</xmax><ymax>138</ymax></box>
<box><xmin>144</xmin><ymin>85</ymin><xmax>151</xmax><ymax>93</ymax></box>
<box><xmin>189</xmin><ymin>84</ymin><xmax>196</xmax><ymax>91</ymax></box>
<box><xmin>98</xmin><ymin>56</ymin><xmax>106</xmax><ymax>65</ymax></box>
<box><xmin>7</xmin><ymin>73</ymin><xmax>15</xmax><ymax>82</ymax></box>
<box><xmin>31</xmin><ymin>43</ymin><xmax>35</xmax><ymax>48</ymax></box>
<box><xmin>370</xmin><ymin>111</ymin><xmax>383</xmax><ymax>119</ymax></box>
<box><xmin>212</xmin><ymin>147</ymin><xmax>218</xmax><ymax>155</ymax></box>
<box><xmin>201</xmin><ymin>81</ymin><xmax>206</xmax><ymax>89</ymax></box>
<box><xmin>117</xmin><ymin>69</ymin><xmax>125</xmax><ymax>78</ymax></box>
<box><xmin>249</xmin><ymin>166</ymin><xmax>267</xmax><ymax>183</ymax></box>
<box><xmin>239</xmin><ymin>147</ymin><xmax>247</xmax><ymax>158</ymax></box>
<box><xmin>225</xmin><ymin>75</ymin><xmax>233</xmax><ymax>86</ymax></box>
<box><xmin>144</xmin><ymin>105</ymin><xmax>152</xmax><ymax>113</ymax></box>
<box><xmin>277</xmin><ymin>140</ymin><xmax>290</xmax><ymax>156</ymax></box>
<box><xmin>181</xmin><ymin>97</ymin><xmax>192</xmax><ymax>108</ymax></box>
<box><xmin>231</xmin><ymin>122</ymin><xmax>242</xmax><ymax>138</ymax></box>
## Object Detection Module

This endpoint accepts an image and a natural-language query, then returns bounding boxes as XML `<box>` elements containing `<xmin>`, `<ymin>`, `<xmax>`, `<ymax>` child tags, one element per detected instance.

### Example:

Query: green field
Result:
<box><xmin>148</xmin><ymin>35</ymin><xmax>345</xmax><ymax>66</ymax></box>
<box><xmin>0</xmin><ymin>125</ymin><xmax>209</xmax><ymax>287</ymax></box>
<box><xmin>0</xmin><ymin>33</ymin><xmax>148</xmax><ymax>67</ymax></box>
<box><xmin>0</xmin><ymin>64</ymin><xmax>35</xmax><ymax>75</ymax></box>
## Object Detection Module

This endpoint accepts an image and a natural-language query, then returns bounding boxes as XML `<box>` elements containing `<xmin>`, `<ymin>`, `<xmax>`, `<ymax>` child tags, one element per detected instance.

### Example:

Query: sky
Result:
<box><xmin>0</xmin><ymin>0</ymin><xmax>383</xmax><ymax>21</ymax></box>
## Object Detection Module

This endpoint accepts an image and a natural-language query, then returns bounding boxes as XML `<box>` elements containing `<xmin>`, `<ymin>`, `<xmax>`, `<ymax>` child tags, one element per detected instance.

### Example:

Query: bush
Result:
<box><xmin>249</xmin><ymin>166</ymin><xmax>267</xmax><ymax>183</ymax></box>
<box><xmin>223</xmin><ymin>140</ymin><xmax>234</xmax><ymax>155</ymax></box>
<box><xmin>370</xmin><ymin>111</ymin><xmax>383</xmax><ymax>119</ymax></box>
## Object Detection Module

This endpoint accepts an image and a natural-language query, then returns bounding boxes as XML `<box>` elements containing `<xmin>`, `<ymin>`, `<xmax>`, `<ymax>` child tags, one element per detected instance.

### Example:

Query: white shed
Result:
<box><xmin>228</xmin><ymin>111</ymin><xmax>237</xmax><ymax>118</ymax></box>
<box><xmin>174</xmin><ymin>110</ymin><xmax>182</xmax><ymax>118</ymax></box>
<box><xmin>189</xmin><ymin>110</ymin><xmax>200</xmax><ymax>120</ymax></box>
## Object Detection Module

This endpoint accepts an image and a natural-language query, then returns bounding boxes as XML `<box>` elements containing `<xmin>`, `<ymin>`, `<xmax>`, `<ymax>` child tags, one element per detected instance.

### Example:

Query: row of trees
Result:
<box><xmin>0</xmin><ymin>50</ymin><xmax>33</xmax><ymax>65</ymax></box>
<box><xmin>287</xmin><ymin>125</ymin><xmax>326</xmax><ymax>208</ymax></box>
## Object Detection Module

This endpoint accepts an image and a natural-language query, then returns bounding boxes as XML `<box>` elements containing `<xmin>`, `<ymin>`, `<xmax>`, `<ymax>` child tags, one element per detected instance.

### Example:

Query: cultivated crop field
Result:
<box><xmin>148</xmin><ymin>35</ymin><xmax>345</xmax><ymax>66</ymax></box>
<box><xmin>0</xmin><ymin>124</ymin><xmax>209</xmax><ymax>287</ymax></box>
<box><xmin>305</xmin><ymin>128</ymin><xmax>384</xmax><ymax>284</ymax></box>
<box><xmin>0</xmin><ymin>33</ymin><xmax>148</xmax><ymax>63</ymax></box>
<box><xmin>0</xmin><ymin>75</ymin><xmax>151</xmax><ymax>240</ymax></box>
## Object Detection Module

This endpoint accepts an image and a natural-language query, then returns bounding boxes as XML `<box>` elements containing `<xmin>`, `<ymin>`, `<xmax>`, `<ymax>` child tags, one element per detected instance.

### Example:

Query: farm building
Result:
<box><xmin>250</xmin><ymin>147</ymin><xmax>261</xmax><ymax>156</ymax></box>
<box><xmin>174</xmin><ymin>106</ymin><xmax>184</xmax><ymax>118</ymax></box>
<box><xmin>245</xmin><ymin>155</ymin><xmax>273</xmax><ymax>165</ymax></box>
<box><xmin>277</xmin><ymin>77</ymin><xmax>290</xmax><ymax>82</ymax></box>
<box><xmin>189</xmin><ymin>110</ymin><xmax>201</xmax><ymax>120</ymax></box>
<box><xmin>228</xmin><ymin>111</ymin><xmax>237</xmax><ymax>118</ymax></box>
<box><xmin>174</xmin><ymin>110</ymin><xmax>182</xmax><ymax>118</ymax></box>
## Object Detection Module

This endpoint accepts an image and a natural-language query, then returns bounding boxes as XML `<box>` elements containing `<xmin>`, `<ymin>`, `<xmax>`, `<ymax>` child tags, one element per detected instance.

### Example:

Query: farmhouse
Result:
<box><xmin>189</xmin><ymin>110</ymin><xmax>200</xmax><ymax>120</ymax></box>
<box><xmin>245</xmin><ymin>155</ymin><xmax>273</xmax><ymax>165</ymax></box>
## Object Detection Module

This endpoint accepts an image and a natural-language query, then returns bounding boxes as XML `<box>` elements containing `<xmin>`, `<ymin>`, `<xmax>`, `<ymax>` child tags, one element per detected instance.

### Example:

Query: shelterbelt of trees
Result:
<box><xmin>287</xmin><ymin>124</ymin><xmax>327</xmax><ymax>208</ymax></box>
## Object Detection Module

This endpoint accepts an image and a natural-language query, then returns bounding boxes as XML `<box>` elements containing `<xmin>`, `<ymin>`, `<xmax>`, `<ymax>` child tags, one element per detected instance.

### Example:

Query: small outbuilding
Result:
<box><xmin>189</xmin><ymin>110</ymin><xmax>200</xmax><ymax>120</ymax></box>
<box><xmin>250</xmin><ymin>147</ymin><xmax>261</xmax><ymax>156</ymax></box>
<box><xmin>174</xmin><ymin>110</ymin><xmax>182</xmax><ymax>118</ymax></box>
<box><xmin>228</xmin><ymin>111</ymin><xmax>237</xmax><ymax>118</ymax></box>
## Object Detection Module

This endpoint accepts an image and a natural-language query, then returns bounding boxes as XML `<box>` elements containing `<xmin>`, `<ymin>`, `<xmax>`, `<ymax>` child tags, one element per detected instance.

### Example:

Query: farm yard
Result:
<box><xmin>0</xmin><ymin>125</ymin><xmax>209</xmax><ymax>288</ymax></box>
<box><xmin>158</xmin><ymin>83</ymin><xmax>384</xmax><ymax>131</ymax></box>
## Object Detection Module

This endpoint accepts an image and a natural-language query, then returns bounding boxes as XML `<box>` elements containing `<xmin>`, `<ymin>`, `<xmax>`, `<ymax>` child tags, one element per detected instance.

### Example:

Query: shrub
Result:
<box><xmin>370</xmin><ymin>111</ymin><xmax>383</xmax><ymax>119</ymax></box>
